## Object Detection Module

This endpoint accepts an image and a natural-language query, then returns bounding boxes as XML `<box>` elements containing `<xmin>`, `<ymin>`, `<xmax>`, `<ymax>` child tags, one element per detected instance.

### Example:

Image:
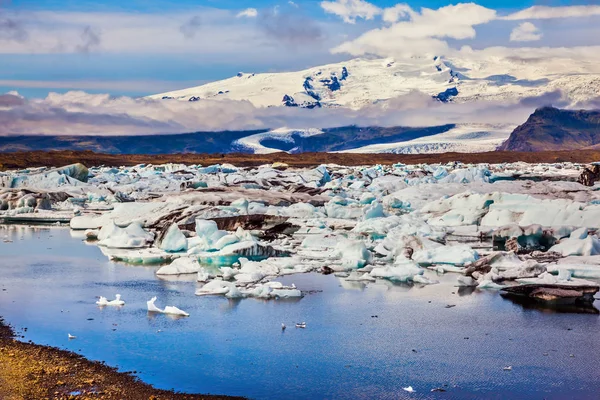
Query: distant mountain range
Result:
<box><xmin>2</xmin><ymin>53</ymin><xmax>600</xmax><ymax>155</ymax></box>
<box><xmin>2</xmin><ymin>107</ymin><xmax>599</xmax><ymax>154</ymax></box>
<box><xmin>499</xmin><ymin>107</ymin><xmax>600</xmax><ymax>152</ymax></box>
<box><xmin>0</xmin><ymin>125</ymin><xmax>455</xmax><ymax>155</ymax></box>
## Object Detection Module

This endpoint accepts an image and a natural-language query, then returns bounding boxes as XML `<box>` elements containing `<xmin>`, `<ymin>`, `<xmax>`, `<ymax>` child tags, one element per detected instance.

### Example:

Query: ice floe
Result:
<box><xmin>2</xmin><ymin>160</ymin><xmax>599</xmax><ymax>307</ymax></box>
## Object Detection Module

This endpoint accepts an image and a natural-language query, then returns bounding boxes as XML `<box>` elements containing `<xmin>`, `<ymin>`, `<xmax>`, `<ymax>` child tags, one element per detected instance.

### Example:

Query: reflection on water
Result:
<box><xmin>1</xmin><ymin>225</ymin><xmax>600</xmax><ymax>400</ymax></box>
<box><xmin>501</xmin><ymin>294</ymin><xmax>600</xmax><ymax>315</ymax></box>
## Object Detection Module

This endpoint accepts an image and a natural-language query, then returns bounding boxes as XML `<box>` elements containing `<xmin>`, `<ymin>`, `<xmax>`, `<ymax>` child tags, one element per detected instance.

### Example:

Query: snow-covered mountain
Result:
<box><xmin>145</xmin><ymin>54</ymin><xmax>600</xmax><ymax>154</ymax></box>
<box><xmin>149</xmin><ymin>55</ymin><xmax>600</xmax><ymax>109</ymax></box>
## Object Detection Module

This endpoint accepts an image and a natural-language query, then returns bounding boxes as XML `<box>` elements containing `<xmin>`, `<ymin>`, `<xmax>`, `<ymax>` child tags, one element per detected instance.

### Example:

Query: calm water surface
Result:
<box><xmin>0</xmin><ymin>225</ymin><xmax>599</xmax><ymax>399</ymax></box>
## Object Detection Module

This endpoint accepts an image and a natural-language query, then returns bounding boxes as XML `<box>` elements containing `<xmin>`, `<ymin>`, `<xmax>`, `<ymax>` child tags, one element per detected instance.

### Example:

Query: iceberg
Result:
<box><xmin>196</xmin><ymin>280</ymin><xmax>243</xmax><ymax>298</ymax></box>
<box><xmin>413</xmin><ymin>244</ymin><xmax>478</xmax><ymax>267</ymax></box>
<box><xmin>156</xmin><ymin>257</ymin><xmax>200</xmax><ymax>275</ymax></box>
<box><xmin>370</xmin><ymin>259</ymin><xmax>424</xmax><ymax>283</ymax></box>
<box><xmin>158</xmin><ymin>223</ymin><xmax>188</xmax><ymax>253</ymax></box>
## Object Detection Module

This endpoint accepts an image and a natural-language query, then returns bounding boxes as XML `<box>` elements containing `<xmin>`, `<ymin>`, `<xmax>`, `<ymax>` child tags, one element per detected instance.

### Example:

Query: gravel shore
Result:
<box><xmin>0</xmin><ymin>317</ymin><xmax>244</xmax><ymax>400</ymax></box>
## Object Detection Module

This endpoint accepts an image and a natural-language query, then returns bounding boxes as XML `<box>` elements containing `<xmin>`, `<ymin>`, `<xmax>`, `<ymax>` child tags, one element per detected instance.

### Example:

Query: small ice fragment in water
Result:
<box><xmin>295</xmin><ymin>322</ymin><xmax>306</xmax><ymax>328</ymax></box>
<box><xmin>68</xmin><ymin>333</ymin><xmax>76</xmax><ymax>339</ymax></box>
<box><xmin>503</xmin><ymin>366</ymin><xmax>512</xmax><ymax>371</ymax></box>
<box><xmin>403</xmin><ymin>386</ymin><xmax>415</xmax><ymax>393</ymax></box>
<box><xmin>147</xmin><ymin>296</ymin><xmax>164</xmax><ymax>313</ymax></box>
<box><xmin>163</xmin><ymin>306</ymin><xmax>190</xmax><ymax>317</ymax></box>
<box><xmin>96</xmin><ymin>294</ymin><xmax>125</xmax><ymax>306</ymax></box>
<box><xmin>147</xmin><ymin>296</ymin><xmax>189</xmax><ymax>317</ymax></box>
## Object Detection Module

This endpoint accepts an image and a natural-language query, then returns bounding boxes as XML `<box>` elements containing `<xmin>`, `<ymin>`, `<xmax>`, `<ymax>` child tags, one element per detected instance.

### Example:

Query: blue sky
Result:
<box><xmin>2</xmin><ymin>0</ymin><xmax>600</xmax><ymax>98</ymax></box>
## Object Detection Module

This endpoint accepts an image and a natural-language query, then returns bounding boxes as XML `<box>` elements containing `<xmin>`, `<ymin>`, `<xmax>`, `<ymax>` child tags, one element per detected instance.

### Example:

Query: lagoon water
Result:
<box><xmin>1</xmin><ymin>225</ymin><xmax>599</xmax><ymax>399</ymax></box>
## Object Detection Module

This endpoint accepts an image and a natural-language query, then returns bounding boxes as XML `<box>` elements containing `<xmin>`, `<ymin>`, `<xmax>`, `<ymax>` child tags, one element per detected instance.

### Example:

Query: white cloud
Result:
<box><xmin>236</xmin><ymin>8</ymin><xmax>258</xmax><ymax>18</ymax></box>
<box><xmin>510</xmin><ymin>22</ymin><xmax>542</xmax><ymax>42</ymax></box>
<box><xmin>332</xmin><ymin>3</ymin><xmax>496</xmax><ymax>58</ymax></box>
<box><xmin>382</xmin><ymin>4</ymin><xmax>413</xmax><ymax>24</ymax></box>
<box><xmin>504</xmin><ymin>5</ymin><xmax>600</xmax><ymax>20</ymax></box>
<box><xmin>288</xmin><ymin>1</ymin><xmax>299</xmax><ymax>8</ymax></box>
<box><xmin>320</xmin><ymin>0</ymin><xmax>381</xmax><ymax>24</ymax></box>
<box><xmin>0</xmin><ymin>89</ymin><xmax>561</xmax><ymax>136</ymax></box>
<box><xmin>0</xmin><ymin>79</ymin><xmax>206</xmax><ymax>93</ymax></box>
<box><xmin>0</xmin><ymin>8</ymin><xmax>347</xmax><ymax>57</ymax></box>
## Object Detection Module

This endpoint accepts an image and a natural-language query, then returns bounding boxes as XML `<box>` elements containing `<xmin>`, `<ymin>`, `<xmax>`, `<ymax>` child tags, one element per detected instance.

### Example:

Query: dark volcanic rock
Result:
<box><xmin>501</xmin><ymin>283</ymin><xmax>599</xmax><ymax>304</ymax></box>
<box><xmin>499</xmin><ymin>107</ymin><xmax>600</xmax><ymax>152</ymax></box>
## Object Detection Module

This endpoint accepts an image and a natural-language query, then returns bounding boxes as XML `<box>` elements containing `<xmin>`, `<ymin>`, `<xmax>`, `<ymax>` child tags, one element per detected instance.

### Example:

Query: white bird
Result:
<box><xmin>503</xmin><ymin>366</ymin><xmax>512</xmax><ymax>371</ymax></box>
<box><xmin>295</xmin><ymin>322</ymin><xmax>306</xmax><ymax>328</ymax></box>
<box><xmin>281</xmin><ymin>323</ymin><xmax>286</xmax><ymax>330</ymax></box>
<box><xmin>403</xmin><ymin>386</ymin><xmax>415</xmax><ymax>393</ymax></box>
<box><xmin>68</xmin><ymin>333</ymin><xmax>76</xmax><ymax>339</ymax></box>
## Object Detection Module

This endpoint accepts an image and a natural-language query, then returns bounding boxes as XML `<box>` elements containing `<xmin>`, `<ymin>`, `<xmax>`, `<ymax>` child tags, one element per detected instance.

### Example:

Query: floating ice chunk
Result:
<box><xmin>158</xmin><ymin>223</ymin><xmax>188</xmax><ymax>253</ymax></box>
<box><xmin>197</xmin><ymin>241</ymin><xmax>288</xmax><ymax>267</ymax></box>
<box><xmin>98</xmin><ymin>220</ymin><xmax>120</xmax><ymax>241</ymax></box>
<box><xmin>195</xmin><ymin>219</ymin><xmax>219</xmax><ymax>239</ymax></box>
<box><xmin>476</xmin><ymin>280</ymin><xmax>505</xmax><ymax>290</ymax></box>
<box><xmin>196</xmin><ymin>280</ymin><xmax>243</xmax><ymax>298</ymax></box>
<box><xmin>345</xmin><ymin>271</ymin><xmax>376</xmax><ymax>282</ymax></box>
<box><xmin>363</xmin><ymin>201</ymin><xmax>385</xmax><ymax>220</ymax></box>
<box><xmin>515</xmin><ymin>271</ymin><xmax>599</xmax><ymax>287</ymax></box>
<box><xmin>96</xmin><ymin>294</ymin><xmax>125</xmax><ymax>306</ymax></box>
<box><xmin>370</xmin><ymin>258</ymin><xmax>423</xmax><ymax>282</ymax></box>
<box><xmin>382</xmin><ymin>195</ymin><xmax>410</xmax><ymax>210</ymax></box>
<box><xmin>277</xmin><ymin>202</ymin><xmax>323</xmax><ymax>218</ymax></box>
<box><xmin>353</xmin><ymin>216</ymin><xmax>402</xmax><ymax>238</ymax></box>
<box><xmin>163</xmin><ymin>306</ymin><xmax>190</xmax><ymax>317</ymax></box>
<box><xmin>497</xmin><ymin>261</ymin><xmax>546</xmax><ymax>281</ymax></box>
<box><xmin>549</xmin><ymin>235</ymin><xmax>600</xmax><ymax>256</ymax></box>
<box><xmin>550</xmin><ymin>256</ymin><xmax>600</xmax><ymax>279</ymax></box>
<box><xmin>147</xmin><ymin>296</ymin><xmax>189</xmax><ymax>316</ymax></box>
<box><xmin>359</xmin><ymin>192</ymin><xmax>376</xmax><ymax>204</ymax></box>
<box><xmin>97</xmin><ymin>221</ymin><xmax>153</xmax><ymax>249</ymax></box>
<box><xmin>220</xmin><ymin>267</ymin><xmax>238</xmax><ymax>280</ymax></box>
<box><xmin>214</xmin><ymin>234</ymin><xmax>240</xmax><ymax>250</ymax></box>
<box><xmin>156</xmin><ymin>257</ymin><xmax>200</xmax><ymax>275</ymax></box>
<box><xmin>413</xmin><ymin>274</ymin><xmax>438</xmax><ymax>285</ymax></box>
<box><xmin>413</xmin><ymin>244</ymin><xmax>478</xmax><ymax>266</ymax></box>
<box><xmin>569</xmin><ymin>227</ymin><xmax>588</xmax><ymax>240</ymax></box>
<box><xmin>231</xmin><ymin>198</ymin><xmax>249</xmax><ymax>215</ymax></box>
<box><xmin>242</xmin><ymin>282</ymin><xmax>303</xmax><ymax>299</ymax></box>
<box><xmin>300</xmin><ymin>232</ymin><xmax>339</xmax><ymax>250</ymax></box>
<box><xmin>101</xmin><ymin>247</ymin><xmax>176</xmax><ymax>265</ymax></box>
<box><xmin>147</xmin><ymin>296</ymin><xmax>164</xmax><ymax>313</ymax></box>
<box><xmin>335</xmin><ymin>239</ymin><xmax>371</xmax><ymax>269</ymax></box>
